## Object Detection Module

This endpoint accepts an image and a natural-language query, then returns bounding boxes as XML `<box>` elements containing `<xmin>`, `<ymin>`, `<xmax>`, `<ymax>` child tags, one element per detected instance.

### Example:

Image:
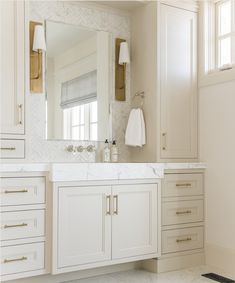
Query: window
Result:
<box><xmin>215</xmin><ymin>0</ymin><xmax>235</xmax><ymax>69</ymax></box>
<box><xmin>200</xmin><ymin>0</ymin><xmax>235</xmax><ymax>85</ymax></box>
<box><xmin>63</xmin><ymin>101</ymin><xmax>98</xmax><ymax>140</ymax></box>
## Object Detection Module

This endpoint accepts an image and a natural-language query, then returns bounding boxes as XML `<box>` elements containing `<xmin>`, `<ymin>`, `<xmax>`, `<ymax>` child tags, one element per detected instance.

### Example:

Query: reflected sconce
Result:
<box><xmin>115</xmin><ymin>39</ymin><xmax>130</xmax><ymax>101</ymax></box>
<box><xmin>30</xmin><ymin>22</ymin><xmax>46</xmax><ymax>93</ymax></box>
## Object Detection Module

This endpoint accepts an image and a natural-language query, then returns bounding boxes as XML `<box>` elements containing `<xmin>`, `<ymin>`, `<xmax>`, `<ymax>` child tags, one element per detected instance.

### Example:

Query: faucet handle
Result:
<box><xmin>86</xmin><ymin>145</ymin><xmax>96</xmax><ymax>153</ymax></box>
<box><xmin>77</xmin><ymin>146</ymin><xmax>84</xmax><ymax>152</ymax></box>
<box><xmin>66</xmin><ymin>145</ymin><xmax>75</xmax><ymax>152</ymax></box>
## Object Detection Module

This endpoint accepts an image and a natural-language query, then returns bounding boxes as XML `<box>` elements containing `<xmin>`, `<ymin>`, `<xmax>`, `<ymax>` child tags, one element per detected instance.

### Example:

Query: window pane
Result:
<box><xmin>90</xmin><ymin>101</ymin><xmax>98</xmax><ymax>123</ymax></box>
<box><xmin>218</xmin><ymin>0</ymin><xmax>231</xmax><ymax>36</ymax></box>
<box><xmin>219</xmin><ymin>37</ymin><xmax>231</xmax><ymax>67</ymax></box>
<box><xmin>72</xmin><ymin>126</ymin><xmax>79</xmax><ymax>140</ymax></box>
<box><xmin>90</xmin><ymin>123</ymin><xmax>97</xmax><ymax>140</ymax></box>
<box><xmin>79</xmin><ymin>125</ymin><xmax>85</xmax><ymax>140</ymax></box>
<box><xmin>79</xmin><ymin>105</ymin><xmax>85</xmax><ymax>124</ymax></box>
<box><xmin>72</xmin><ymin>106</ymin><xmax>79</xmax><ymax>126</ymax></box>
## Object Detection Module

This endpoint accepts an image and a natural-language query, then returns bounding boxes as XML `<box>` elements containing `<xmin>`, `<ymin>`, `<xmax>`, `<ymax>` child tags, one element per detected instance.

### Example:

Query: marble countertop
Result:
<box><xmin>0</xmin><ymin>162</ymin><xmax>206</xmax><ymax>181</ymax></box>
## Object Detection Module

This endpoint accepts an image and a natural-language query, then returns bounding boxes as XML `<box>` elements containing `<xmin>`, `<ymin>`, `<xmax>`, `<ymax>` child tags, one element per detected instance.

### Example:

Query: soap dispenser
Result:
<box><xmin>111</xmin><ymin>140</ymin><xmax>118</xmax><ymax>162</ymax></box>
<box><xmin>103</xmin><ymin>139</ymin><xmax>110</xmax><ymax>162</ymax></box>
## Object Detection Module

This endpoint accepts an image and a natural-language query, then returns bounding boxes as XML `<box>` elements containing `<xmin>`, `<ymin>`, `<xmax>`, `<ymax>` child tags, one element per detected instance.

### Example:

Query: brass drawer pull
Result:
<box><xmin>4</xmin><ymin>223</ymin><xmax>28</xmax><ymax>229</ymax></box>
<box><xmin>4</xmin><ymin>256</ymin><xmax>27</xmax><ymax>264</ymax></box>
<box><xmin>106</xmin><ymin>195</ymin><xmax>111</xmax><ymax>215</ymax></box>
<box><xmin>113</xmin><ymin>195</ymin><xmax>118</xmax><ymax>215</ymax></box>
<box><xmin>18</xmin><ymin>104</ymin><xmax>23</xmax><ymax>125</ymax></box>
<box><xmin>176</xmin><ymin>210</ymin><xmax>192</xmax><ymax>215</ymax></box>
<box><xmin>0</xmin><ymin>147</ymin><xmax>16</xmax><ymax>151</ymax></box>
<box><xmin>176</xmin><ymin>183</ymin><xmax>192</xmax><ymax>187</ymax></box>
<box><xmin>4</xmin><ymin>189</ymin><xmax>28</xmax><ymax>194</ymax></box>
<box><xmin>176</xmin><ymin>237</ymin><xmax>192</xmax><ymax>243</ymax></box>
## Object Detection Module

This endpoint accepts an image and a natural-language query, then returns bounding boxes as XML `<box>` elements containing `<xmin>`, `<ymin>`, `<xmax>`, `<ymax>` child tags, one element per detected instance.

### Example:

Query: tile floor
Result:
<box><xmin>65</xmin><ymin>266</ymin><xmax>235</xmax><ymax>283</ymax></box>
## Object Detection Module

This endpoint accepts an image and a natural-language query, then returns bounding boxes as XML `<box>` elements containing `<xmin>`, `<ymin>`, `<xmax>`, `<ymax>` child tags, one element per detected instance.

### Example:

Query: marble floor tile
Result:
<box><xmin>64</xmin><ymin>266</ymin><xmax>234</xmax><ymax>283</ymax></box>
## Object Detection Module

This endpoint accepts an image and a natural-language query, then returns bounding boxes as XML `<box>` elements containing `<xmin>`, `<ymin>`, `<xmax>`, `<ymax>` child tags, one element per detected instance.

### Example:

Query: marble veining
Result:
<box><xmin>0</xmin><ymin>163</ymin><xmax>206</xmax><ymax>177</ymax></box>
<box><xmin>49</xmin><ymin>163</ymin><xmax>165</xmax><ymax>182</ymax></box>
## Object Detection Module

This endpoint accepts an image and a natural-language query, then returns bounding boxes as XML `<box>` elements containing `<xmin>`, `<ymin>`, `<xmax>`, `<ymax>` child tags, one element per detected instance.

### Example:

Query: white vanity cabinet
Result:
<box><xmin>156</xmin><ymin>170</ymin><xmax>205</xmax><ymax>272</ymax></box>
<box><xmin>159</xmin><ymin>4</ymin><xmax>198</xmax><ymax>159</ymax></box>
<box><xmin>0</xmin><ymin>175</ymin><xmax>47</xmax><ymax>281</ymax></box>
<box><xmin>0</xmin><ymin>0</ymin><xmax>26</xmax><ymax>159</ymax></box>
<box><xmin>57</xmin><ymin>186</ymin><xmax>112</xmax><ymax>268</ymax></box>
<box><xmin>112</xmin><ymin>184</ymin><xmax>158</xmax><ymax>259</ymax></box>
<box><xmin>52</xmin><ymin>181</ymin><xmax>161</xmax><ymax>274</ymax></box>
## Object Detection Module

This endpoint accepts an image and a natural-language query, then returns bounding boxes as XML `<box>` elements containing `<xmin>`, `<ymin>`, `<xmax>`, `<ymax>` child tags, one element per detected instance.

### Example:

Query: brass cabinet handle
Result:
<box><xmin>0</xmin><ymin>147</ymin><xmax>16</xmax><ymax>151</ymax></box>
<box><xmin>4</xmin><ymin>223</ymin><xmax>28</xmax><ymax>229</ymax></box>
<box><xmin>176</xmin><ymin>183</ymin><xmax>192</xmax><ymax>187</ymax></box>
<box><xmin>18</xmin><ymin>104</ymin><xmax>23</xmax><ymax>125</ymax></box>
<box><xmin>106</xmin><ymin>195</ymin><xmax>111</xmax><ymax>215</ymax></box>
<box><xmin>4</xmin><ymin>189</ymin><xmax>28</xmax><ymax>194</ymax></box>
<box><xmin>113</xmin><ymin>195</ymin><xmax>118</xmax><ymax>215</ymax></box>
<box><xmin>176</xmin><ymin>210</ymin><xmax>192</xmax><ymax>215</ymax></box>
<box><xmin>176</xmin><ymin>237</ymin><xmax>192</xmax><ymax>243</ymax></box>
<box><xmin>4</xmin><ymin>256</ymin><xmax>27</xmax><ymax>264</ymax></box>
<box><xmin>162</xmin><ymin>132</ymin><xmax>167</xmax><ymax>150</ymax></box>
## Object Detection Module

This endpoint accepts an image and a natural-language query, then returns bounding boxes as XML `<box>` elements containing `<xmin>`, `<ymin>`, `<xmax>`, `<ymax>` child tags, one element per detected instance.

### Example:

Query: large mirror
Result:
<box><xmin>46</xmin><ymin>21</ymin><xmax>111</xmax><ymax>141</ymax></box>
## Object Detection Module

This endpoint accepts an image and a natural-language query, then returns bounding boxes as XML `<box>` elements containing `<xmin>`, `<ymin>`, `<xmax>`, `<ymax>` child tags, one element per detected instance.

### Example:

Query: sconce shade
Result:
<box><xmin>33</xmin><ymin>25</ymin><xmax>46</xmax><ymax>52</ymax></box>
<box><xmin>119</xmin><ymin>42</ymin><xmax>130</xmax><ymax>65</ymax></box>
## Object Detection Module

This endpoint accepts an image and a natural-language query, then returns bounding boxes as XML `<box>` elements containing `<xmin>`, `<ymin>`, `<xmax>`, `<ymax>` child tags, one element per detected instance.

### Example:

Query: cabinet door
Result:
<box><xmin>160</xmin><ymin>5</ymin><xmax>197</xmax><ymax>159</ymax></box>
<box><xmin>112</xmin><ymin>184</ymin><xmax>159</xmax><ymax>259</ymax></box>
<box><xmin>57</xmin><ymin>186</ymin><xmax>111</xmax><ymax>268</ymax></box>
<box><xmin>0</xmin><ymin>1</ymin><xmax>25</xmax><ymax>135</ymax></box>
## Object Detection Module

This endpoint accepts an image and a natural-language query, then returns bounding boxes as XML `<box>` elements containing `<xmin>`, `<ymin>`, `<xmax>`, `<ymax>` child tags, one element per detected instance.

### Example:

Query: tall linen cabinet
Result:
<box><xmin>131</xmin><ymin>1</ymin><xmax>198</xmax><ymax>162</ymax></box>
<box><xmin>0</xmin><ymin>0</ymin><xmax>26</xmax><ymax>159</ymax></box>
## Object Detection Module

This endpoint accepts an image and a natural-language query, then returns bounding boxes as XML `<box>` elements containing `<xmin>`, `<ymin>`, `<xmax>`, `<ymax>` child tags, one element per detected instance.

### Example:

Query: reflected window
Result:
<box><xmin>63</xmin><ymin>101</ymin><xmax>97</xmax><ymax>140</ymax></box>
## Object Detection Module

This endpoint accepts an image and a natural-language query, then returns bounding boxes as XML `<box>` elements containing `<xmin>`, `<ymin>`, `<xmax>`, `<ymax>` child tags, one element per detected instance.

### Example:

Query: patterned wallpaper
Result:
<box><xmin>26</xmin><ymin>1</ymin><xmax>131</xmax><ymax>162</ymax></box>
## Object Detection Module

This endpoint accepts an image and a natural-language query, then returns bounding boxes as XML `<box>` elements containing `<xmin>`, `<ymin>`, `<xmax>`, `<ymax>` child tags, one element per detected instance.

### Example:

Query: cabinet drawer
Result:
<box><xmin>0</xmin><ymin>139</ymin><xmax>25</xmax><ymax>159</ymax></box>
<box><xmin>163</xmin><ymin>174</ymin><xmax>203</xmax><ymax>197</ymax></box>
<box><xmin>1</xmin><ymin>210</ymin><xmax>45</xmax><ymax>241</ymax></box>
<box><xmin>0</xmin><ymin>177</ymin><xmax>45</xmax><ymax>206</ymax></box>
<box><xmin>1</xmin><ymin>242</ymin><xmax>44</xmax><ymax>276</ymax></box>
<box><xmin>162</xmin><ymin>200</ymin><xmax>204</xmax><ymax>226</ymax></box>
<box><xmin>162</xmin><ymin>226</ymin><xmax>204</xmax><ymax>254</ymax></box>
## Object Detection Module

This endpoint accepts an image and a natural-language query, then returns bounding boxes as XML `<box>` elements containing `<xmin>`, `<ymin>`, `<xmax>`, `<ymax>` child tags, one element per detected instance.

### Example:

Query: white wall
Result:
<box><xmin>199</xmin><ymin>80</ymin><xmax>235</xmax><ymax>276</ymax></box>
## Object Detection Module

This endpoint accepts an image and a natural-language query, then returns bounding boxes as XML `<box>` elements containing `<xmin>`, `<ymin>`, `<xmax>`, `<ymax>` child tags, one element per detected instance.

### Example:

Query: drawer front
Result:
<box><xmin>1</xmin><ymin>242</ymin><xmax>44</xmax><ymax>276</ymax></box>
<box><xmin>162</xmin><ymin>226</ymin><xmax>204</xmax><ymax>254</ymax></box>
<box><xmin>0</xmin><ymin>177</ymin><xmax>45</xmax><ymax>206</ymax></box>
<box><xmin>1</xmin><ymin>210</ymin><xmax>45</xmax><ymax>241</ymax></box>
<box><xmin>162</xmin><ymin>200</ymin><xmax>204</xmax><ymax>226</ymax></box>
<box><xmin>0</xmin><ymin>139</ymin><xmax>25</xmax><ymax>159</ymax></box>
<box><xmin>163</xmin><ymin>174</ymin><xmax>203</xmax><ymax>197</ymax></box>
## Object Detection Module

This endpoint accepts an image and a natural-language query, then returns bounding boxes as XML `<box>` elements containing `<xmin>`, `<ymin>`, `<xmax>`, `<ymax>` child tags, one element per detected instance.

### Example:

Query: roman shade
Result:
<box><xmin>60</xmin><ymin>70</ymin><xmax>97</xmax><ymax>109</ymax></box>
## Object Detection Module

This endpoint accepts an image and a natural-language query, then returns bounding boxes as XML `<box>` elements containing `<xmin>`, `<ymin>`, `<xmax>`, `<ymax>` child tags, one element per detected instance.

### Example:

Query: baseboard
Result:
<box><xmin>6</xmin><ymin>262</ymin><xmax>140</xmax><ymax>283</ymax></box>
<box><xmin>141</xmin><ymin>252</ymin><xmax>205</xmax><ymax>273</ymax></box>
<box><xmin>205</xmin><ymin>243</ymin><xmax>235</xmax><ymax>278</ymax></box>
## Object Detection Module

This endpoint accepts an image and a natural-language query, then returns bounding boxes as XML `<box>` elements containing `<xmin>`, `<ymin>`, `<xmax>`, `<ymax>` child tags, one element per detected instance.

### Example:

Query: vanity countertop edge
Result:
<box><xmin>0</xmin><ymin>162</ymin><xmax>206</xmax><ymax>182</ymax></box>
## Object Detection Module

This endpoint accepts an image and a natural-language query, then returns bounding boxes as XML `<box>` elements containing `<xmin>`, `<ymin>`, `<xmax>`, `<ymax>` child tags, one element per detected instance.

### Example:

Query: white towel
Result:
<box><xmin>125</xmin><ymin>108</ymin><xmax>146</xmax><ymax>147</ymax></box>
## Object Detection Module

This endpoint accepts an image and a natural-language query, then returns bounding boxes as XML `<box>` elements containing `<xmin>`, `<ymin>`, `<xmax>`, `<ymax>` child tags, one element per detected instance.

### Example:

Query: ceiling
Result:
<box><xmin>94</xmin><ymin>1</ymin><xmax>148</xmax><ymax>11</ymax></box>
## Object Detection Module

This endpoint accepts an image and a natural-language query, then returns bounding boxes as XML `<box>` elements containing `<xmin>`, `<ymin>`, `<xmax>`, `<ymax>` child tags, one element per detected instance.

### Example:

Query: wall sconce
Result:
<box><xmin>115</xmin><ymin>39</ymin><xmax>130</xmax><ymax>101</ymax></box>
<box><xmin>30</xmin><ymin>22</ymin><xmax>46</xmax><ymax>93</ymax></box>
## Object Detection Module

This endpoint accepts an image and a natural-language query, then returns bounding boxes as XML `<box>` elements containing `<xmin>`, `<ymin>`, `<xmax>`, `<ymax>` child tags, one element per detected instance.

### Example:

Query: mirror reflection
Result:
<box><xmin>46</xmin><ymin>21</ymin><xmax>110</xmax><ymax>141</ymax></box>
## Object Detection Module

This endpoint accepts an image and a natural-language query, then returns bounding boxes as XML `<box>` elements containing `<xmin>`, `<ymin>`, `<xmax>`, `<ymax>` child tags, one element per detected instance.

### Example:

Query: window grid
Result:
<box><xmin>215</xmin><ymin>0</ymin><xmax>235</xmax><ymax>68</ymax></box>
<box><xmin>63</xmin><ymin>101</ymin><xmax>98</xmax><ymax>141</ymax></box>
